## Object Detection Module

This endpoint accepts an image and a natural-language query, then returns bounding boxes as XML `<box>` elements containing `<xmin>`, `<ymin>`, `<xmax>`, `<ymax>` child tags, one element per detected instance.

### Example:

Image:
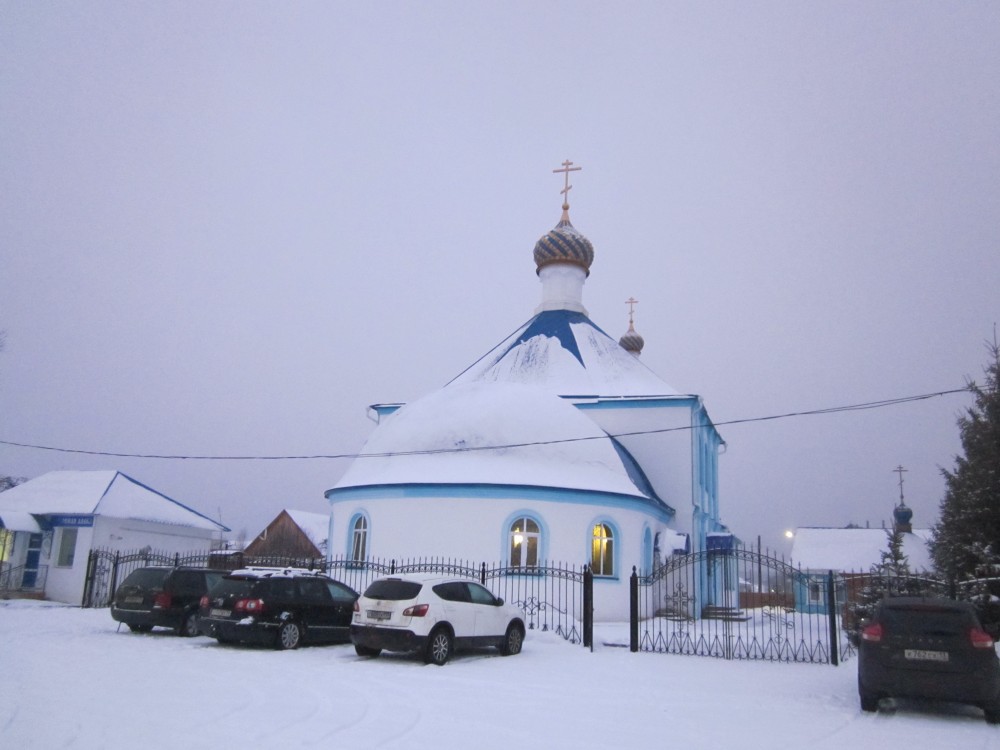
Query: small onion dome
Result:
<box><xmin>619</xmin><ymin>322</ymin><xmax>645</xmax><ymax>355</ymax></box>
<box><xmin>893</xmin><ymin>502</ymin><xmax>913</xmax><ymax>528</ymax></box>
<box><xmin>533</xmin><ymin>210</ymin><xmax>595</xmax><ymax>276</ymax></box>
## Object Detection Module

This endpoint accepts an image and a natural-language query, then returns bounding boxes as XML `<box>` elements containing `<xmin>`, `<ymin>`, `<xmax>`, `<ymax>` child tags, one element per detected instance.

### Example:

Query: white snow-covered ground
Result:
<box><xmin>1</xmin><ymin>600</ymin><xmax>998</xmax><ymax>749</ymax></box>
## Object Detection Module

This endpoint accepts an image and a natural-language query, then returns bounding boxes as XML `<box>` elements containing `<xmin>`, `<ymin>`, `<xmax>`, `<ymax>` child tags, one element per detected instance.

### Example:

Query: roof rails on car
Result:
<box><xmin>232</xmin><ymin>566</ymin><xmax>326</xmax><ymax>578</ymax></box>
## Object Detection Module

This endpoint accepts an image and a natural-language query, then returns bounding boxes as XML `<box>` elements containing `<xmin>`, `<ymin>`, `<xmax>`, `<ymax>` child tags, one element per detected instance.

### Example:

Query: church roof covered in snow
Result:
<box><xmin>0</xmin><ymin>470</ymin><xmax>228</xmax><ymax>532</ymax></box>
<box><xmin>447</xmin><ymin>309</ymin><xmax>679</xmax><ymax>397</ymax></box>
<box><xmin>333</xmin><ymin>381</ymin><xmax>668</xmax><ymax>510</ymax></box>
<box><xmin>790</xmin><ymin>526</ymin><xmax>933</xmax><ymax>573</ymax></box>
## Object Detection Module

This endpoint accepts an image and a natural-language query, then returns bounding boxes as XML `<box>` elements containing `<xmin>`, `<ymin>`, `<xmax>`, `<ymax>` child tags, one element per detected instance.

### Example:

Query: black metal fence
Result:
<box><xmin>81</xmin><ymin>547</ymin><xmax>592</xmax><ymax>645</ymax></box>
<box><xmin>82</xmin><ymin>543</ymin><xmax>1000</xmax><ymax>666</ymax></box>
<box><xmin>631</xmin><ymin>546</ymin><xmax>851</xmax><ymax>665</ymax></box>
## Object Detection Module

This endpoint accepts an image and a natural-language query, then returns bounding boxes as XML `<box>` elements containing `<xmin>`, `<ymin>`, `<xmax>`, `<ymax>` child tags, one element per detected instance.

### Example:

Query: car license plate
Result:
<box><xmin>367</xmin><ymin>610</ymin><xmax>391</xmax><ymax>622</ymax></box>
<box><xmin>209</xmin><ymin>608</ymin><xmax>231</xmax><ymax>618</ymax></box>
<box><xmin>904</xmin><ymin>649</ymin><xmax>949</xmax><ymax>662</ymax></box>
<box><xmin>124</xmin><ymin>596</ymin><xmax>143</xmax><ymax>604</ymax></box>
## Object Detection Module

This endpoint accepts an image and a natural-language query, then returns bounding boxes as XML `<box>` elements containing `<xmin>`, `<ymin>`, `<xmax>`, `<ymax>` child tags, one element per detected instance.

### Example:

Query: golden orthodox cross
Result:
<box><xmin>625</xmin><ymin>297</ymin><xmax>639</xmax><ymax>326</ymax></box>
<box><xmin>553</xmin><ymin>159</ymin><xmax>582</xmax><ymax>208</ymax></box>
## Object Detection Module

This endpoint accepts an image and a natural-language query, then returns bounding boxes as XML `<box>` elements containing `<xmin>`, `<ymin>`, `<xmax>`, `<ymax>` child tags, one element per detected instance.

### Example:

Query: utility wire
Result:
<box><xmin>0</xmin><ymin>386</ymin><xmax>972</xmax><ymax>462</ymax></box>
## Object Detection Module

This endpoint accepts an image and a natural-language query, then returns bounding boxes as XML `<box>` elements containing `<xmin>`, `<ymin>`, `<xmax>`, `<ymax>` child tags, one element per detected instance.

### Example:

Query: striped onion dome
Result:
<box><xmin>619</xmin><ymin>321</ymin><xmax>645</xmax><ymax>355</ymax></box>
<box><xmin>533</xmin><ymin>209</ymin><xmax>595</xmax><ymax>276</ymax></box>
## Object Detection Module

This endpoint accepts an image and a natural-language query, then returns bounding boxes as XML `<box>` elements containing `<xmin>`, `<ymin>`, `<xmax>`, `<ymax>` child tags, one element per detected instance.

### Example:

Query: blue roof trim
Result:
<box><xmin>574</xmin><ymin>396</ymin><xmax>699</xmax><ymax>410</ymax></box>
<box><xmin>446</xmin><ymin>311</ymin><xmax>617</xmax><ymax>385</ymax></box>
<box><xmin>500</xmin><ymin>310</ymin><xmax>599</xmax><ymax>367</ymax></box>
<box><xmin>326</xmin><ymin>482</ymin><xmax>675</xmax><ymax>523</ymax></box>
<box><xmin>111</xmin><ymin>472</ymin><xmax>230</xmax><ymax>532</ymax></box>
<box><xmin>609</xmin><ymin>437</ymin><xmax>659</xmax><ymax>500</ymax></box>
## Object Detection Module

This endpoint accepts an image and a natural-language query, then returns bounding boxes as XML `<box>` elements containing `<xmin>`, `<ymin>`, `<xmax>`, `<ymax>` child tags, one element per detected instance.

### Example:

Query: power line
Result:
<box><xmin>0</xmin><ymin>386</ymin><xmax>971</xmax><ymax>462</ymax></box>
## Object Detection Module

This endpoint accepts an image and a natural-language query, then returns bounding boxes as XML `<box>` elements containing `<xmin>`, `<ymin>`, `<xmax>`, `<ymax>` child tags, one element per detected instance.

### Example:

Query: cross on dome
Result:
<box><xmin>553</xmin><ymin>159</ymin><xmax>582</xmax><ymax>211</ymax></box>
<box><xmin>619</xmin><ymin>297</ymin><xmax>645</xmax><ymax>355</ymax></box>
<box><xmin>533</xmin><ymin>159</ymin><xmax>595</xmax><ymax>281</ymax></box>
<box><xmin>626</xmin><ymin>297</ymin><xmax>639</xmax><ymax>327</ymax></box>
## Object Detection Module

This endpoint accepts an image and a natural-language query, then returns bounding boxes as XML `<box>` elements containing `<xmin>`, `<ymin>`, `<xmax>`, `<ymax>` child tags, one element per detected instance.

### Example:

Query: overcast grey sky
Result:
<box><xmin>2</xmin><ymin>2</ymin><xmax>998</xmax><ymax>553</ymax></box>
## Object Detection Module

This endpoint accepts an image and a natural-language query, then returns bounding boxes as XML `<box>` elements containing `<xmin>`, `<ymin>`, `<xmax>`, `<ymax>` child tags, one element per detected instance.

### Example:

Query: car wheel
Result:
<box><xmin>179</xmin><ymin>612</ymin><xmax>199</xmax><ymax>638</ymax></box>
<box><xmin>859</xmin><ymin>685</ymin><xmax>879</xmax><ymax>713</ymax></box>
<box><xmin>355</xmin><ymin>643</ymin><xmax>381</xmax><ymax>657</ymax></box>
<box><xmin>983</xmin><ymin>701</ymin><xmax>1000</xmax><ymax>725</ymax></box>
<box><xmin>127</xmin><ymin>624</ymin><xmax>153</xmax><ymax>633</ymax></box>
<box><xmin>424</xmin><ymin>627</ymin><xmax>452</xmax><ymax>666</ymax></box>
<box><xmin>500</xmin><ymin>623</ymin><xmax>524</xmax><ymax>656</ymax></box>
<box><xmin>276</xmin><ymin>621</ymin><xmax>302</xmax><ymax>650</ymax></box>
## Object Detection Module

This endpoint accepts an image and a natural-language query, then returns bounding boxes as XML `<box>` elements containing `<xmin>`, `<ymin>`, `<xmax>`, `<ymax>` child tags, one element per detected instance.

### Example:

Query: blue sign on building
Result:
<box><xmin>47</xmin><ymin>514</ymin><xmax>94</xmax><ymax>528</ymax></box>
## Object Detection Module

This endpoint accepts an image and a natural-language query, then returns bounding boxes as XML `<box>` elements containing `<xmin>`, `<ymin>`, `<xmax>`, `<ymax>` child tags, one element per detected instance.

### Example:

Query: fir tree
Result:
<box><xmin>880</xmin><ymin>526</ymin><xmax>910</xmax><ymax>580</ymax></box>
<box><xmin>931</xmin><ymin>339</ymin><xmax>1000</xmax><ymax>580</ymax></box>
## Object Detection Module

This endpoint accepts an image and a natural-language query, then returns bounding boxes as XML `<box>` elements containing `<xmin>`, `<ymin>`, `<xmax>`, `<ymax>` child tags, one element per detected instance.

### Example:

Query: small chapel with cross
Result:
<box><xmin>326</xmin><ymin>162</ymin><xmax>731</xmax><ymax>620</ymax></box>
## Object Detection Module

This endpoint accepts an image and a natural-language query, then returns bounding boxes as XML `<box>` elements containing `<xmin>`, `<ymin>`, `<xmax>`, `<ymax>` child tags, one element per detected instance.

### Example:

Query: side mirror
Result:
<box><xmin>495</xmin><ymin>597</ymin><xmax>504</xmax><ymax>606</ymax></box>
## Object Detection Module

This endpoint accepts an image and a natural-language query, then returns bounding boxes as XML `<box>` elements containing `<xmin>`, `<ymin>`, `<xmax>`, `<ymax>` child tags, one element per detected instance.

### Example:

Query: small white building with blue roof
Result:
<box><xmin>326</xmin><ymin>164</ymin><xmax>729</xmax><ymax>620</ymax></box>
<box><xmin>0</xmin><ymin>470</ymin><xmax>228</xmax><ymax>604</ymax></box>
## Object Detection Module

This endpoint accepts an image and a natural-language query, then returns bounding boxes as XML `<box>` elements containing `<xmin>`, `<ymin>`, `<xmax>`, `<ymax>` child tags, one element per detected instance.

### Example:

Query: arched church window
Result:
<box><xmin>591</xmin><ymin>523</ymin><xmax>614</xmax><ymax>577</ymax></box>
<box><xmin>509</xmin><ymin>517</ymin><xmax>540</xmax><ymax>568</ymax></box>
<box><xmin>350</xmin><ymin>515</ymin><xmax>368</xmax><ymax>562</ymax></box>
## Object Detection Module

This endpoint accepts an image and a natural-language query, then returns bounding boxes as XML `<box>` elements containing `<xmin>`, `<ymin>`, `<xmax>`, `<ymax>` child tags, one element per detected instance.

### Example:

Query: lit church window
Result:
<box><xmin>509</xmin><ymin>517</ymin><xmax>540</xmax><ymax>568</ymax></box>
<box><xmin>591</xmin><ymin>523</ymin><xmax>614</xmax><ymax>576</ymax></box>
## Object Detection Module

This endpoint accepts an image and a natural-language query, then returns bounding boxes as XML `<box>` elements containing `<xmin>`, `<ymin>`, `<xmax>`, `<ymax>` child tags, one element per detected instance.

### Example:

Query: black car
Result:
<box><xmin>858</xmin><ymin>596</ymin><xmax>1000</xmax><ymax>722</ymax></box>
<box><xmin>111</xmin><ymin>566</ymin><xmax>227</xmax><ymax>637</ymax></box>
<box><xmin>198</xmin><ymin>567</ymin><xmax>359</xmax><ymax>650</ymax></box>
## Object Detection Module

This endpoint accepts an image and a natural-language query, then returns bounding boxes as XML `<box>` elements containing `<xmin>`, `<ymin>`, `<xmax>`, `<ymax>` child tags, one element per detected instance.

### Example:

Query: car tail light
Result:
<box><xmin>403</xmin><ymin>603</ymin><xmax>429</xmax><ymax>617</ymax></box>
<box><xmin>860</xmin><ymin>622</ymin><xmax>883</xmax><ymax>643</ymax></box>
<box><xmin>234</xmin><ymin>598</ymin><xmax>265</xmax><ymax>614</ymax></box>
<box><xmin>199</xmin><ymin>595</ymin><xmax>210</xmax><ymax>609</ymax></box>
<box><xmin>971</xmin><ymin>627</ymin><xmax>995</xmax><ymax>649</ymax></box>
<box><xmin>152</xmin><ymin>592</ymin><xmax>172</xmax><ymax>610</ymax></box>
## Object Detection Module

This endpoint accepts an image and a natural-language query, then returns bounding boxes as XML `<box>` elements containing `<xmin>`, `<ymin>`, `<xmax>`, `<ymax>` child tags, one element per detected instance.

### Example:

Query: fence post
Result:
<box><xmin>104</xmin><ymin>551</ymin><xmax>121</xmax><ymax>608</ymax></box>
<box><xmin>629</xmin><ymin>566</ymin><xmax>639</xmax><ymax>653</ymax></box>
<box><xmin>390</xmin><ymin>559</ymin><xmax>396</xmax><ymax>575</ymax></box>
<box><xmin>81</xmin><ymin>550</ymin><xmax>95</xmax><ymax>607</ymax></box>
<box><xmin>827</xmin><ymin>569</ymin><xmax>839</xmax><ymax>667</ymax></box>
<box><xmin>583</xmin><ymin>564</ymin><xmax>593</xmax><ymax>651</ymax></box>
<box><xmin>174</xmin><ymin>552</ymin><xmax>180</xmax><ymax>568</ymax></box>
<box><xmin>480</xmin><ymin>562</ymin><xmax>486</xmax><ymax>585</ymax></box>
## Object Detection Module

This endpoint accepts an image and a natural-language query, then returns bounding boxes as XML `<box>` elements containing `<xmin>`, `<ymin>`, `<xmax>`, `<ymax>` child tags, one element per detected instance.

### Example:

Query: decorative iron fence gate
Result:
<box><xmin>82</xmin><ymin>548</ymin><xmax>591</xmax><ymax>645</ymax></box>
<box><xmin>631</xmin><ymin>546</ymin><xmax>853</xmax><ymax>665</ymax></box>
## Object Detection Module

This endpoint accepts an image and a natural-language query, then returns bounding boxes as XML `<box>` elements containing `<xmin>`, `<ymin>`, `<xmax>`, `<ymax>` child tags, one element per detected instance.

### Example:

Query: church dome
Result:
<box><xmin>894</xmin><ymin>502</ymin><xmax>913</xmax><ymax>527</ymax></box>
<box><xmin>334</xmin><ymin>381</ymin><xmax>650</xmax><ymax>499</ymax></box>
<box><xmin>619</xmin><ymin>324</ymin><xmax>644</xmax><ymax>355</ymax></box>
<box><xmin>533</xmin><ymin>214</ymin><xmax>595</xmax><ymax>276</ymax></box>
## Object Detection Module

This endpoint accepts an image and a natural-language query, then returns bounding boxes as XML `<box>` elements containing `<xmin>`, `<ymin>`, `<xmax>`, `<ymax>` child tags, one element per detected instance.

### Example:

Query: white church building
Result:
<box><xmin>326</xmin><ymin>164</ymin><xmax>731</xmax><ymax>620</ymax></box>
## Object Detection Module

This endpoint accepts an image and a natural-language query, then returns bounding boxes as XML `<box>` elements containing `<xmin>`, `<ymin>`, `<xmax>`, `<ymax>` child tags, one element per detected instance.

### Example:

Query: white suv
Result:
<box><xmin>351</xmin><ymin>575</ymin><xmax>526</xmax><ymax>665</ymax></box>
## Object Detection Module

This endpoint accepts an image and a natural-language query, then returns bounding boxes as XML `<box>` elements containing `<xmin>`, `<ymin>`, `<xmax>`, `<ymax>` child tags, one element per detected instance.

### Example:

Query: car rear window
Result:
<box><xmin>120</xmin><ymin>568</ymin><xmax>170</xmax><ymax>589</ymax></box>
<box><xmin>881</xmin><ymin>605</ymin><xmax>974</xmax><ymax>636</ymax></box>
<box><xmin>363</xmin><ymin>579</ymin><xmax>423</xmax><ymax>600</ymax></box>
<box><xmin>210</xmin><ymin>577</ymin><xmax>257</xmax><ymax>598</ymax></box>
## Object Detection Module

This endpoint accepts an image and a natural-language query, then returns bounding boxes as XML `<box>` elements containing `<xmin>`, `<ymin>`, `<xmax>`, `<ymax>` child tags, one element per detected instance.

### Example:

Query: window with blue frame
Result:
<box><xmin>591</xmin><ymin>523</ymin><xmax>614</xmax><ymax>577</ymax></box>
<box><xmin>350</xmin><ymin>515</ymin><xmax>368</xmax><ymax>561</ymax></box>
<box><xmin>509</xmin><ymin>516</ymin><xmax>540</xmax><ymax>568</ymax></box>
